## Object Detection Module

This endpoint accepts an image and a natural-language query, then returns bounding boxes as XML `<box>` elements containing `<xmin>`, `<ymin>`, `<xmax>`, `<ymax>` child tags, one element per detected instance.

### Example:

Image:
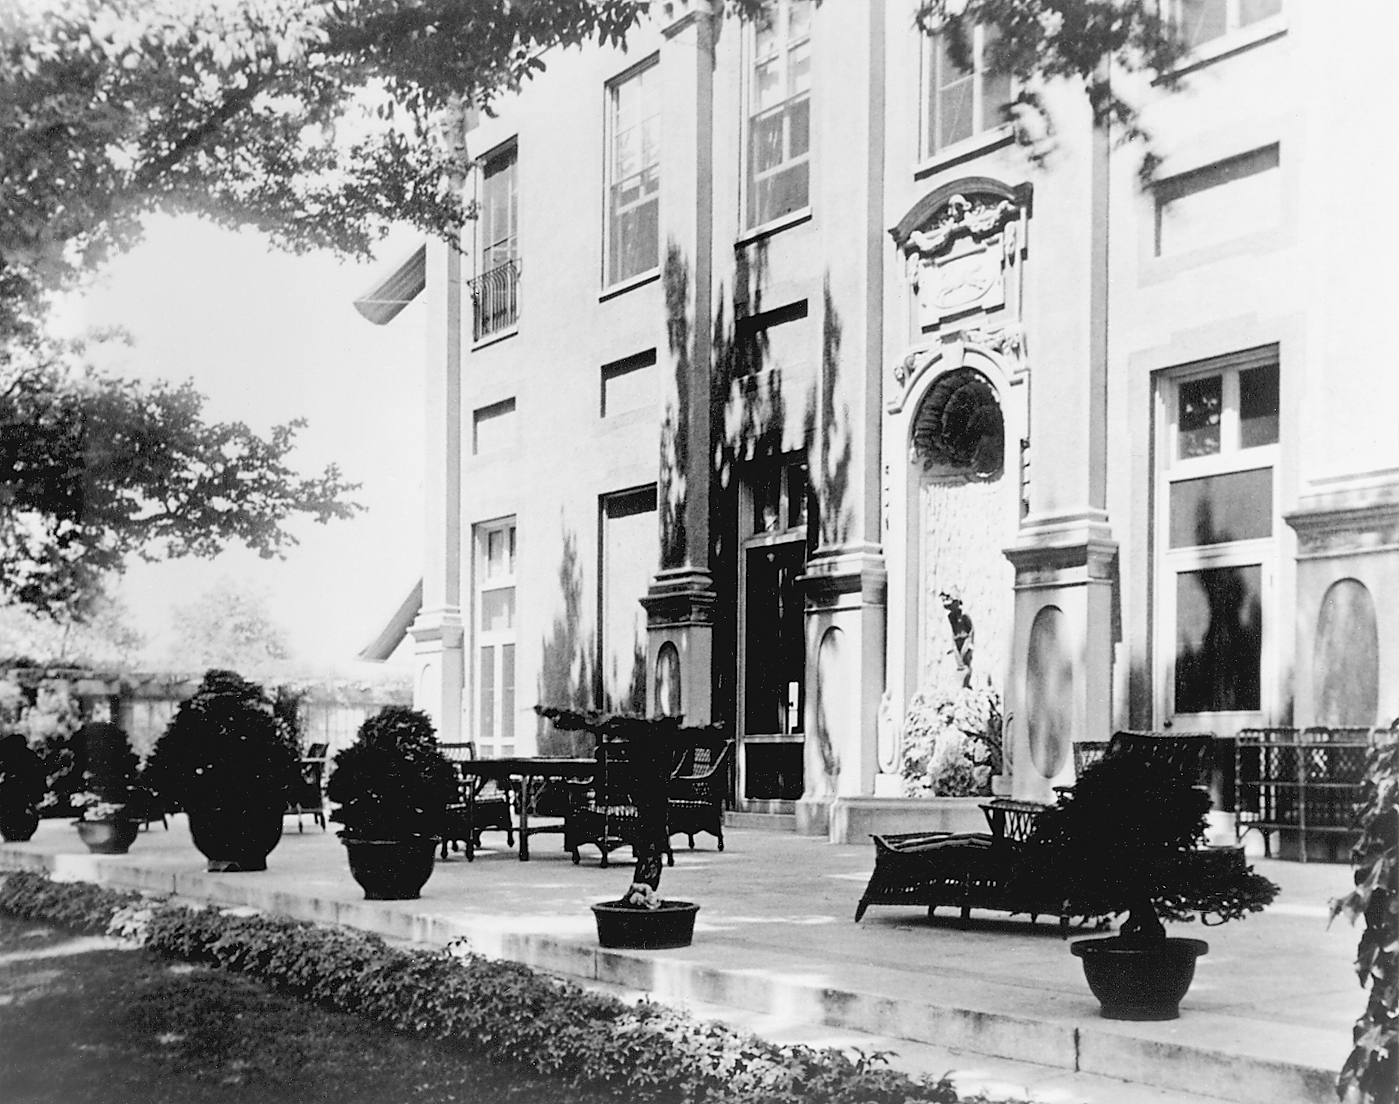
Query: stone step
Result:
<box><xmin>3</xmin><ymin>846</ymin><xmax>1339</xmax><ymax>1104</ymax></box>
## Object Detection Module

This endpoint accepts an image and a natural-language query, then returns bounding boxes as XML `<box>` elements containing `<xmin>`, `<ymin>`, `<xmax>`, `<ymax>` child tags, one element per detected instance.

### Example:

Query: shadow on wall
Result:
<box><xmin>1174</xmin><ymin>498</ymin><xmax>1262</xmax><ymax>715</ymax></box>
<box><xmin>536</xmin><ymin>525</ymin><xmax>596</xmax><ymax>756</ymax></box>
<box><xmin>602</xmin><ymin>639</ymin><xmax>647</xmax><ymax>717</ymax></box>
<box><xmin>660</xmin><ymin>241</ymin><xmax>690</xmax><ymax>570</ymax></box>
<box><xmin>819</xmin><ymin>274</ymin><xmax>851</xmax><ymax>546</ymax></box>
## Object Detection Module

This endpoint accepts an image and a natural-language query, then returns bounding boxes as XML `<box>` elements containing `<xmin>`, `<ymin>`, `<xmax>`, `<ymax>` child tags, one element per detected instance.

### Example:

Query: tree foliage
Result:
<box><xmin>0</xmin><ymin>0</ymin><xmax>645</xmax><ymax>341</ymax></box>
<box><xmin>914</xmin><ymin>0</ymin><xmax>1188</xmax><ymax>164</ymax></box>
<box><xmin>168</xmin><ymin>576</ymin><xmax>294</xmax><ymax>673</ymax></box>
<box><xmin>1331</xmin><ymin>731</ymin><xmax>1399</xmax><ymax>1104</ymax></box>
<box><xmin>0</xmin><ymin>590</ymin><xmax>146</xmax><ymax>667</ymax></box>
<box><xmin>1</xmin><ymin>339</ymin><xmax>359</xmax><ymax>618</ymax></box>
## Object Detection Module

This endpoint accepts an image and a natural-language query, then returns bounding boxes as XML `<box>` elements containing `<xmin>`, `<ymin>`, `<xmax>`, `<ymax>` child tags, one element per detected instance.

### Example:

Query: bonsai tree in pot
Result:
<box><xmin>1023</xmin><ymin>734</ymin><xmax>1279</xmax><ymax>1020</ymax></box>
<box><xmin>327</xmin><ymin>706</ymin><xmax>456</xmax><ymax>900</ymax></box>
<box><xmin>0</xmin><ymin>733</ymin><xmax>48</xmax><ymax>842</ymax></box>
<box><xmin>539</xmin><ymin>706</ymin><xmax>726</xmax><ymax>950</ymax></box>
<box><xmin>145</xmin><ymin>669</ymin><xmax>299</xmax><ymax>872</ymax></box>
<box><xmin>68</xmin><ymin>721</ymin><xmax>143</xmax><ymax>854</ymax></box>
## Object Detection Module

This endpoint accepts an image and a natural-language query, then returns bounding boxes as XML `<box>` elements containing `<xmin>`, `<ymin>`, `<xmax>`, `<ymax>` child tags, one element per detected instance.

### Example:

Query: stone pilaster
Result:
<box><xmin>645</xmin><ymin>1</ymin><xmax>717</xmax><ymax>723</ymax></box>
<box><xmin>411</xmin><ymin>238</ymin><xmax>464</xmax><ymax>741</ymax></box>
<box><xmin>1003</xmin><ymin>511</ymin><xmax>1117</xmax><ymax>803</ymax></box>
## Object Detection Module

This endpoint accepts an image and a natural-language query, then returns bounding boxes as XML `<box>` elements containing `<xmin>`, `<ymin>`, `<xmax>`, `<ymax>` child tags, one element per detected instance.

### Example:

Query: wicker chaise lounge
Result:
<box><xmin>855</xmin><ymin>799</ymin><xmax>1072</xmax><ymax>927</ymax></box>
<box><xmin>854</xmin><ymin>731</ymin><xmax>1221</xmax><ymax>928</ymax></box>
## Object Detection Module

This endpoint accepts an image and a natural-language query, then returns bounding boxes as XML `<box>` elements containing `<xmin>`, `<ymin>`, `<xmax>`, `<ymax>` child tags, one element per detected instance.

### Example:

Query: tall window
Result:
<box><xmin>924</xmin><ymin>26</ymin><xmax>1011</xmax><ymax>157</ymax></box>
<box><xmin>476</xmin><ymin>519</ymin><xmax>517</xmax><ymax>757</ymax></box>
<box><xmin>739</xmin><ymin>456</ymin><xmax>809</xmax><ymax>805</ymax></box>
<box><xmin>472</xmin><ymin>144</ymin><xmax>519</xmax><ymax>340</ymax></box>
<box><xmin>747</xmin><ymin>0</ymin><xmax>811</xmax><ymax>228</ymax></box>
<box><xmin>1169</xmin><ymin>0</ymin><xmax>1283</xmax><ymax>52</ymax></box>
<box><xmin>1157</xmin><ymin>349</ymin><xmax>1279</xmax><ymax>726</ymax></box>
<box><xmin>606</xmin><ymin>60</ymin><xmax>660</xmax><ymax>287</ymax></box>
<box><xmin>599</xmin><ymin>487</ymin><xmax>657</xmax><ymax>713</ymax></box>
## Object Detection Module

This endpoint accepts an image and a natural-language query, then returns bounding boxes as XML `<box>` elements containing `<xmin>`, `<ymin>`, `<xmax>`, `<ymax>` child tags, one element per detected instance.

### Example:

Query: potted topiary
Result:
<box><xmin>0</xmin><ymin>733</ymin><xmax>47</xmax><ymax>842</ymax></box>
<box><xmin>1023</xmin><ymin>735</ymin><xmax>1279</xmax><ymax>1020</ymax></box>
<box><xmin>327</xmin><ymin>706</ymin><xmax>456</xmax><ymax>900</ymax></box>
<box><xmin>539</xmin><ymin>706</ymin><xmax>713</xmax><ymax>950</ymax></box>
<box><xmin>145</xmin><ymin>669</ymin><xmax>299</xmax><ymax>872</ymax></box>
<box><xmin>69</xmin><ymin>721</ymin><xmax>142</xmax><ymax>854</ymax></box>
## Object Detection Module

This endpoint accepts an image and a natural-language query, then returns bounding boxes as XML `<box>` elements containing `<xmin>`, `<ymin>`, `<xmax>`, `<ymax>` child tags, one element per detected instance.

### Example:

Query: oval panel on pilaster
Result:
<box><xmin>1025</xmin><ymin>605</ymin><xmax>1072</xmax><ymax>779</ymax></box>
<box><xmin>1314</xmin><ymin>578</ymin><xmax>1379</xmax><ymax>726</ymax></box>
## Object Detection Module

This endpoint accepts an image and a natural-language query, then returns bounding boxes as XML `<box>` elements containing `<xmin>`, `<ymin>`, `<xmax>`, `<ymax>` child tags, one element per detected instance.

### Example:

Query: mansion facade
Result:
<box><xmin>358</xmin><ymin>0</ymin><xmax>1398</xmax><ymax>840</ymax></box>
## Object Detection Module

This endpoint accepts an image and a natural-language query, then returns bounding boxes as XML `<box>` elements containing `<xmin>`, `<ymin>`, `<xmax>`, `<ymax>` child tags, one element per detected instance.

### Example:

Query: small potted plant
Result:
<box><xmin>539</xmin><ymin>707</ymin><xmax>707</xmax><ymax>950</ymax></box>
<box><xmin>69</xmin><ymin>721</ymin><xmax>142</xmax><ymax>854</ymax></box>
<box><xmin>1024</xmin><ymin>736</ymin><xmax>1279</xmax><ymax>1020</ymax></box>
<box><xmin>0</xmin><ymin>733</ymin><xmax>47</xmax><ymax>842</ymax></box>
<box><xmin>145</xmin><ymin>669</ymin><xmax>299</xmax><ymax>872</ymax></box>
<box><xmin>327</xmin><ymin>706</ymin><xmax>456</xmax><ymax>900</ymax></box>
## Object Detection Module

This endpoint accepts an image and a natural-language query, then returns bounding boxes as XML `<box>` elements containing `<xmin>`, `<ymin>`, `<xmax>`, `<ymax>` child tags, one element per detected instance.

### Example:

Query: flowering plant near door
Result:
<box><xmin>900</xmin><ymin>684</ymin><xmax>1003</xmax><ymax>797</ymax></box>
<box><xmin>900</xmin><ymin>591</ymin><xmax>1003</xmax><ymax>797</ymax></box>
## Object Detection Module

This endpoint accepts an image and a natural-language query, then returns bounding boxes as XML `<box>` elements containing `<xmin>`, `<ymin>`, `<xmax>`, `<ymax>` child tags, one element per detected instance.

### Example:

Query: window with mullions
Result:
<box><xmin>475</xmin><ymin>520</ymin><xmax>517</xmax><ymax>757</ymax></box>
<box><xmin>1169</xmin><ymin>0</ymin><xmax>1283</xmax><ymax>52</ymax></box>
<box><xmin>605</xmin><ymin>60</ymin><xmax>660</xmax><ymax>287</ymax></box>
<box><xmin>924</xmin><ymin>26</ymin><xmax>1011</xmax><ymax>158</ymax></box>
<box><xmin>472</xmin><ymin>145</ymin><xmax>519</xmax><ymax>339</ymax></box>
<box><xmin>1157</xmin><ymin>350</ymin><xmax>1279</xmax><ymax>722</ymax></box>
<box><xmin>747</xmin><ymin>0</ymin><xmax>811</xmax><ymax>228</ymax></box>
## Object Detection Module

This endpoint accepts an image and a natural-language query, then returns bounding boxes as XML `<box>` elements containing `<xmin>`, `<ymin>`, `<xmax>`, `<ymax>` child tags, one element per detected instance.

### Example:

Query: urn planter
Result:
<box><xmin>592</xmin><ymin>900</ymin><xmax>700</xmax><ymax>949</ymax></box>
<box><xmin>1070</xmin><ymin>936</ymin><xmax>1209</xmax><ymax>1020</ymax></box>
<box><xmin>188</xmin><ymin>804</ymin><xmax>285</xmax><ymax>872</ymax></box>
<box><xmin>76</xmin><ymin>817</ymin><xmax>140</xmax><ymax>855</ymax></box>
<box><xmin>342</xmin><ymin>837</ymin><xmax>439</xmax><ymax>900</ymax></box>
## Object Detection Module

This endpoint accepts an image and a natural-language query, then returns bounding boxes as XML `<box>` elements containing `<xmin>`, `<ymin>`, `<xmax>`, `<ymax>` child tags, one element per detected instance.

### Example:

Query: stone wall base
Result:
<box><xmin>828</xmin><ymin>796</ymin><xmax>987</xmax><ymax>845</ymax></box>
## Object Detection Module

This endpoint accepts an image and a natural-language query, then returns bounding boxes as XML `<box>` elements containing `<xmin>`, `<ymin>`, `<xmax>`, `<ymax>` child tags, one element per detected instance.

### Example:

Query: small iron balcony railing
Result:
<box><xmin>469</xmin><ymin>259</ymin><xmax>520</xmax><ymax>341</ymax></box>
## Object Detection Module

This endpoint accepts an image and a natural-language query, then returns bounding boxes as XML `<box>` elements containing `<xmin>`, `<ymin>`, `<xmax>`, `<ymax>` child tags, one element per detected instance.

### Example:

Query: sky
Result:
<box><xmin>51</xmin><ymin>215</ymin><xmax>427</xmax><ymax>673</ymax></box>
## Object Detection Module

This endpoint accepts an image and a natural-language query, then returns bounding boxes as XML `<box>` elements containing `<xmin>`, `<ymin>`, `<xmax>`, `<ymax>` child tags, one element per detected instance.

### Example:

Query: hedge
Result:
<box><xmin>0</xmin><ymin>871</ymin><xmax>977</xmax><ymax>1104</ymax></box>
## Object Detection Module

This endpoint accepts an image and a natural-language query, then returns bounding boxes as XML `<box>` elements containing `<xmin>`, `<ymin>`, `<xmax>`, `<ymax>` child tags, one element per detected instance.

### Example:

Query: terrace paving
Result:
<box><xmin>0</xmin><ymin>815</ymin><xmax>1357</xmax><ymax>1104</ymax></box>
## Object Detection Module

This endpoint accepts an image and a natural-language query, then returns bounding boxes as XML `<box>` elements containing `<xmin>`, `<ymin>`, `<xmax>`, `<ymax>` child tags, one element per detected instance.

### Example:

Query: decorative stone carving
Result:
<box><xmin>876</xmin><ymin>690</ymin><xmax>903</xmax><ymax>777</ymax></box>
<box><xmin>901</xmin><ymin>192</ymin><xmax>1024</xmax><ymax>334</ymax></box>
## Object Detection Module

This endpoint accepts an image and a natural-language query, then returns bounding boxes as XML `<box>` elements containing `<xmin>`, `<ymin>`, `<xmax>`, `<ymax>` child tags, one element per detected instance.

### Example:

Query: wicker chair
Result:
<box><xmin>438</xmin><ymin>742</ymin><xmax>515</xmax><ymax>858</ymax></box>
<box><xmin>286</xmin><ymin>742</ymin><xmax>328</xmax><ymax>832</ymax></box>
<box><xmin>667</xmin><ymin>740</ymin><xmax>732</xmax><ymax>852</ymax></box>
<box><xmin>564</xmin><ymin>739</ymin><xmax>674</xmax><ymax>868</ymax></box>
<box><xmin>854</xmin><ymin>730</ymin><xmax>1220</xmax><ymax>928</ymax></box>
<box><xmin>855</xmin><ymin>799</ymin><xmax>1072</xmax><ymax>927</ymax></box>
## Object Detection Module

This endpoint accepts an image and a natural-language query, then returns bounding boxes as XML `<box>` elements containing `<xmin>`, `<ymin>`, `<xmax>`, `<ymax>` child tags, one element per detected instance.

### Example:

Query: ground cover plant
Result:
<box><xmin>0</xmin><ymin>870</ymin><xmax>982</xmax><ymax>1104</ymax></box>
<box><xmin>0</xmin><ymin>912</ymin><xmax>608</xmax><ymax>1104</ymax></box>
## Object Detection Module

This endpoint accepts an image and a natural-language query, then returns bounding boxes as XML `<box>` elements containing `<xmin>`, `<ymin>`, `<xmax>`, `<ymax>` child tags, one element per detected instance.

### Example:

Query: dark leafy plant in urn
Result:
<box><xmin>327</xmin><ymin>706</ymin><xmax>455</xmax><ymax>899</ymax></box>
<box><xmin>1024</xmin><ymin>734</ymin><xmax>1278</xmax><ymax>1020</ymax></box>
<box><xmin>144</xmin><ymin>669</ymin><xmax>299</xmax><ymax>871</ymax></box>
<box><xmin>0</xmin><ymin>733</ymin><xmax>47</xmax><ymax>841</ymax></box>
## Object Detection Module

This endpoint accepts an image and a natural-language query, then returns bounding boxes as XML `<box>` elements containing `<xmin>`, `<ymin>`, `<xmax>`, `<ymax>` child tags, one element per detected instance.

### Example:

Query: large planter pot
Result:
<box><xmin>75</xmin><ymin>817</ymin><xmax>140</xmax><ymax>855</ymax></box>
<box><xmin>0</xmin><ymin>805</ymin><xmax>40</xmax><ymax>842</ymax></box>
<box><xmin>187</xmin><ymin>804</ymin><xmax>285</xmax><ymax>872</ymax></box>
<box><xmin>342</xmin><ymin>837</ymin><xmax>440</xmax><ymax>900</ymax></box>
<box><xmin>1071</xmin><ymin>936</ymin><xmax>1209</xmax><ymax>1020</ymax></box>
<box><xmin>592</xmin><ymin>900</ymin><xmax>700</xmax><ymax>950</ymax></box>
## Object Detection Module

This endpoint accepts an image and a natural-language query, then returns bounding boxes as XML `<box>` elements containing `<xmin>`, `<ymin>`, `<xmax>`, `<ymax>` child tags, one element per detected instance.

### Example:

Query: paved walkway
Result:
<box><xmin>0</xmin><ymin>816</ymin><xmax>1358</xmax><ymax>1104</ymax></box>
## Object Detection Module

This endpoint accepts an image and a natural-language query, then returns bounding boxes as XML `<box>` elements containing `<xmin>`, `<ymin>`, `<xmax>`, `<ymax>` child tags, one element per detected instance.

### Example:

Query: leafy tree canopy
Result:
<box><xmin>168</xmin><ymin>576</ymin><xmax>294</xmax><ymax>674</ymax></box>
<box><xmin>0</xmin><ymin>0</ymin><xmax>645</xmax><ymax>342</ymax></box>
<box><xmin>914</xmin><ymin>0</ymin><xmax>1188</xmax><ymax>163</ymax></box>
<box><xmin>1</xmin><ymin>337</ymin><xmax>359</xmax><ymax>618</ymax></box>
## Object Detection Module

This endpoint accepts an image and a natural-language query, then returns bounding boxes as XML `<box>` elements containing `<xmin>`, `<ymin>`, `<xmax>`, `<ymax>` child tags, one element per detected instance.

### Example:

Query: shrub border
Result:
<box><xmin>0</xmin><ymin>871</ymin><xmax>978</xmax><ymax>1104</ymax></box>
